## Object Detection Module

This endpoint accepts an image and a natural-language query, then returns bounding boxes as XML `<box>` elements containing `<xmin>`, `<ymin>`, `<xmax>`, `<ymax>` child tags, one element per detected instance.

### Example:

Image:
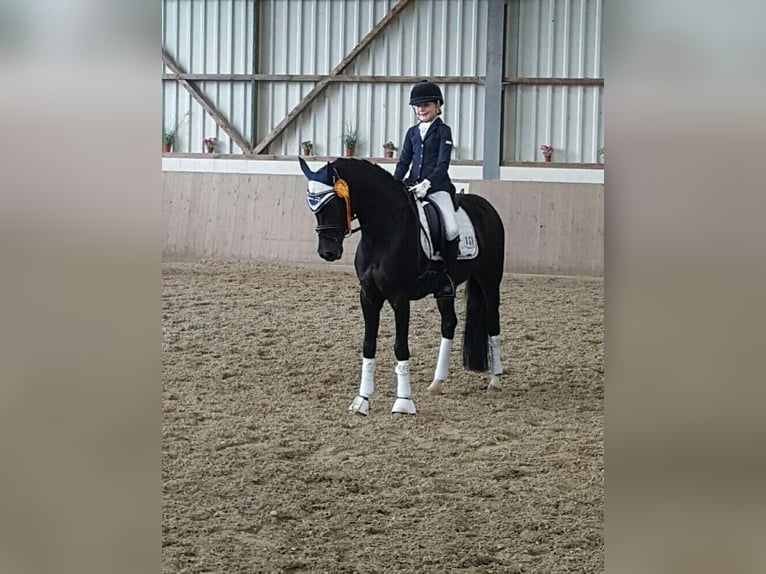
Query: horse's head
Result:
<box><xmin>299</xmin><ymin>157</ymin><xmax>351</xmax><ymax>261</ymax></box>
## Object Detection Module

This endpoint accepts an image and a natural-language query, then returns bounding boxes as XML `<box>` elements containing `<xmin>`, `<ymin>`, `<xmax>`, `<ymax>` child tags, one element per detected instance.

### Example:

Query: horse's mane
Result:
<box><xmin>332</xmin><ymin>158</ymin><xmax>400</xmax><ymax>190</ymax></box>
<box><xmin>331</xmin><ymin>158</ymin><xmax>410</xmax><ymax>222</ymax></box>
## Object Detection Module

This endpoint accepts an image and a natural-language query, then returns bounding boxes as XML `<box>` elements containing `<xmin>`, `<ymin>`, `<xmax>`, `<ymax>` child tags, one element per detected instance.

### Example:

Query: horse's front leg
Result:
<box><xmin>390</xmin><ymin>297</ymin><xmax>416</xmax><ymax>415</ymax></box>
<box><xmin>348</xmin><ymin>286</ymin><xmax>384</xmax><ymax>416</ymax></box>
<box><xmin>428</xmin><ymin>297</ymin><xmax>458</xmax><ymax>395</ymax></box>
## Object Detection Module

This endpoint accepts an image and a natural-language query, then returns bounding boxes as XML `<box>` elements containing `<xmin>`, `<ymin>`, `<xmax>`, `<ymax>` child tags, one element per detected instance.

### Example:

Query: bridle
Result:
<box><xmin>314</xmin><ymin>178</ymin><xmax>414</xmax><ymax>238</ymax></box>
<box><xmin>313</xmin><ymin>167</ymin><xmax>356</xmax><ymax>237</ymax></box>
<box><xmin>315</xmin><ymin>218</ymin><xmax>358</xmax><ymax>237</ymax></box>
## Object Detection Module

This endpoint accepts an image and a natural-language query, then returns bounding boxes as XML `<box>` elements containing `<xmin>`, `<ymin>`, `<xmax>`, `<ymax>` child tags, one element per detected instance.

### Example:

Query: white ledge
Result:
<box><xmin>162</xmin><ymin>157</ymin><xmax>603</xmax><ymax>184</ymax></box>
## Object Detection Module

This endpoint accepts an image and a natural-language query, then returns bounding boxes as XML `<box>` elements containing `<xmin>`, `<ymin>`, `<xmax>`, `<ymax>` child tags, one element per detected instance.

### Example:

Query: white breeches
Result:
<box><xmin>428</xmin><ymin>191</ymin><xmax>459</xmax><ymax>240</ymax></box>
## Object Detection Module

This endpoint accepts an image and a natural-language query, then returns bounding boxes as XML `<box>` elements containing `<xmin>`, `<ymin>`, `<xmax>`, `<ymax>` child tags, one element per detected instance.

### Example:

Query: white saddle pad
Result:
<box><xmin>416</xmin><ymin>200</ymin><xmax>478</xmax><ymax>261</ymax></box>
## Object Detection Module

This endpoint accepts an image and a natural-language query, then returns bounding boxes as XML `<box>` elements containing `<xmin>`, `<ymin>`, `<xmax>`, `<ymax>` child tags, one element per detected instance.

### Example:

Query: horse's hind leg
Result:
<box><xmin>483</xmin><ymin>280</ymin><xmax>503</xmax><ymax>392</ymax></box>
<box><xmin>428</xmin><ymin>297</ymin><xmax>458</xmax><ymax>395</ymax></box>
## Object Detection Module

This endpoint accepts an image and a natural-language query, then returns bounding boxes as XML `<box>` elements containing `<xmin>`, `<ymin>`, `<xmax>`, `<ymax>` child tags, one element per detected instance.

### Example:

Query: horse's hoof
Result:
<box><xmin>428</xmin><ymin>379</ymin><xmax>445</xmax><ymax>395</ymax></box>
<box><xmin>487</xmin><ymin>375</ymin><xmax>502</xmax><ymax>392</ymax></box>
<box><xmin>348</xmin><ymin>395</ymin><xmax>370</xmax><ymax>415</ymax></box>
<box><xmin>391</xmin><ymin>397</ymin><xmax>417</xmax><ymax>415</ymax></box>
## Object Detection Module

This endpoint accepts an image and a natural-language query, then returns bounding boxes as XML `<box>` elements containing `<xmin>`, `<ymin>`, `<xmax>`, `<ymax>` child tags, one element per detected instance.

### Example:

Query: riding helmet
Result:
<box><xmin>409</xmin><ymin>80</ymin><xmax>444</xmax><ymax>106</ymax></box>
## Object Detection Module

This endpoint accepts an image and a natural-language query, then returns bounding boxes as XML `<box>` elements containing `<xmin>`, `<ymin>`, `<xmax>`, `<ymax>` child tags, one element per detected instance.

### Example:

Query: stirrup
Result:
<box><xmin>434</xmin><ymin>274</ymin><xmax>455</xmax><ymax>299</ymax></box>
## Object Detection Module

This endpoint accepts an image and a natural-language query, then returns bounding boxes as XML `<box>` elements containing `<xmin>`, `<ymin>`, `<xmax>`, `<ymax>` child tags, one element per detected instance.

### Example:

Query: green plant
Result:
<box><xmin>162</xmin><ymin>112</ymin><xmax>189</xmax><ymax>147</ymax></box>
<box><xmin>343</xmin><ymin>125</ymin><xmax>358</xmax><ymax>149</ymax></box>
<box><xmin>162</xmin><ymin>129</ymin><xmax>176</xmax><ymax>146</ymax></box>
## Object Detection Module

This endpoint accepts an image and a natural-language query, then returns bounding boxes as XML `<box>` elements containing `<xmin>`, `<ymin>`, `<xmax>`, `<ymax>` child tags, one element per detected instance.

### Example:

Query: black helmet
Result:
<box><xmin>409</xmin><ymin>80</ymin><xmax>443</xmax><ymax>106</ymax></box>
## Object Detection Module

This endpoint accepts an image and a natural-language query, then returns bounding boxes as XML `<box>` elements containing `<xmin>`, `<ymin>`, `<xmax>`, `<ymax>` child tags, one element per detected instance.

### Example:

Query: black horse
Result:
<box><xmin>299</xmin><ymin>157</ymin><xmax>505</xmax><ymax>415</ymax></box>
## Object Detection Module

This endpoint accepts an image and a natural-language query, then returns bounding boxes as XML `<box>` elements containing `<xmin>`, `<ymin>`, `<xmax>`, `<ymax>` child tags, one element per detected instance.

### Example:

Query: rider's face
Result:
<box><xmin>413</xmin><ymin>102</ymin><xmax>439</xmax><ymax>123</ymax></box>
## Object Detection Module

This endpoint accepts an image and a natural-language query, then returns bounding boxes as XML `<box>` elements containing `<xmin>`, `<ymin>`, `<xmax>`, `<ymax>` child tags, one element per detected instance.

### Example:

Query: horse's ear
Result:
<box><xmin>298</xmin><ymin>157</ymin><xmax>313</xmax><ymax>179</ymax></box>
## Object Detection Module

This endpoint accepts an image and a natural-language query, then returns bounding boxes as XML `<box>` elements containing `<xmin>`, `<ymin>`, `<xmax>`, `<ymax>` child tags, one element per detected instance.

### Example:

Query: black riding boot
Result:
<box><xmin>434</xmin><ymin>238</ymin><xmax>459</xmax><ymax>299</ymax></box>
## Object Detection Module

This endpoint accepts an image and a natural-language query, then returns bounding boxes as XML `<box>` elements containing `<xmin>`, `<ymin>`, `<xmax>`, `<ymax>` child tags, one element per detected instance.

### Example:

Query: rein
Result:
<box><xmin>312</xmin><ymin>166</ymin><xmax>437</xmax><ymax>283</ymax></box>
<box><xmin>351</xmin><ymin>200</ymin><xmax>413</xmax><ymax>235</ymax></box>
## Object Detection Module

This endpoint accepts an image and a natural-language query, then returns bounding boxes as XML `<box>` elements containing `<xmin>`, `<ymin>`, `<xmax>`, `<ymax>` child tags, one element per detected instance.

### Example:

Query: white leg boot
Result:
<box><xmin>487</xmin><ymin>335</ymin><xmax>503</xmax><ymax>391</ymax></box>
<box><xmin>349</xmin><ymin>357</ymin><xmax>375</xmax><ymax>415</ymax></box>
<box><xmin>428</xmin><ymin>337</ymin><xmax>453</xmax><ymax>395</ymax></box>
<box><xmin>391</xmin><ymin>360</ymin><xmax>416</xmax><ymax>415</ymax></box>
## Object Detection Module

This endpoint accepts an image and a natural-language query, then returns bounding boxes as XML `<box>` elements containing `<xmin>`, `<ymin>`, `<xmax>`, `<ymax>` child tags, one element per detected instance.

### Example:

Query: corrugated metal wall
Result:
<box><xmin>161</xmin><ymin>0</ymin><xmax>603</xmax><ymax>163</ymax></box>
<box><xmin>505</xmin><ymin>0</ymin><xmax>604</xmax><ymax>163</ymax></box>
<box><xmin>162</xmin><ymin>0</ymin><xmax>256</xmax><ymax>154</ymax></box>
<box><xmin>259</xmin><ymin>0</ymin><xmax>488</xmax><ymax>158</ymax></box>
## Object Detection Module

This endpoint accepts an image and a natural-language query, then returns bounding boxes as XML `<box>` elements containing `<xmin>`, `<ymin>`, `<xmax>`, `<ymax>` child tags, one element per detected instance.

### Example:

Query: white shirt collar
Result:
<box><xmin>418</xmin><ymin>120</ymin><xmax>434</xmax><ymax>139</ymax></box>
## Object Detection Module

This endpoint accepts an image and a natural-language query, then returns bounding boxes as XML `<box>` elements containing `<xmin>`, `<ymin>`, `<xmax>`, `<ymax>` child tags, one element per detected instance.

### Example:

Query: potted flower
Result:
<box><xmin>162</xmin><ymin>129</ymin><xmax>176</xmax><ymax>153</ymax></box>
<box><xmin>301</xmin><ymin>140</ymin><xmax>314</xmax><ymax>156</ymax></box>
<box><xmin>540</xmin><ymin>144</ymin><xmax>553</xmax><ymax>162</ymax></box>
<box><xmin>383</xmin><ymin>141</ymin><xmax>397</xmax><ymax>159</ymax></box>
<box><xmin>343</xmin><ymin>125</ymin><xmax>358</xmax><ymax>157</ymax></box>
<box><xmin>162</xmin><ymin>112</ymin><xmax>189</xmax><ymax>153</ymax></box>
<box><xmin>203</xmin><ymin>136</ymin><xmax>218</xmax><ymax>153</ymax></box>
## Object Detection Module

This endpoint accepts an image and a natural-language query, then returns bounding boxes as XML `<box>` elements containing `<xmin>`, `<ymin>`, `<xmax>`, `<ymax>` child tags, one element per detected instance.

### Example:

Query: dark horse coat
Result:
<box><xmin>300</xmin><ymin>157</ymin><xmax>504</xmax><ymax>375</ymax></box>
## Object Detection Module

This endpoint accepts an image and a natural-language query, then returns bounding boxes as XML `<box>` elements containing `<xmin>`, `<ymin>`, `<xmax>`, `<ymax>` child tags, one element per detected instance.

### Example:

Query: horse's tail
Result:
<box><xmin>463</xmin><ymin>275</ymin><xmax>488</xmax><ymax>372</ymax></box>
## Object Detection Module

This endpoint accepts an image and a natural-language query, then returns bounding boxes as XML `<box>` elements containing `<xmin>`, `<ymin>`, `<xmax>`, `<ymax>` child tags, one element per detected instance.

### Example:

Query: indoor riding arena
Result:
<box><xmin>160</xmin><ymin>149</ymin><xmax>604</xmax><ymax>574</ymax></box>
<box><xmin>162</xmin><ymin>0</ymin><xmax>604</xmax><ymax>571</ymax></box>
<box><xmin>162</xmin><ymin>258</ymin><xmax>603</xmax><ymax>572</ymax></box>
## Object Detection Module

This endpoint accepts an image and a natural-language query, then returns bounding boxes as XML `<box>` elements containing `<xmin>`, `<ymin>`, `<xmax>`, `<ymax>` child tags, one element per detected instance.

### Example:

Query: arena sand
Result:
<box><xmin>163</xmin><ymin>260</ymin><xmax>603</xmax><ymax>573</ymax></box>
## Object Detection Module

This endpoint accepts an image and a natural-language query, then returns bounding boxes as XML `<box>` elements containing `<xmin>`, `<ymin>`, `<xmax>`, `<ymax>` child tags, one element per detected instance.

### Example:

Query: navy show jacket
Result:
<box><xmin>393</xmin><ymin>117</ymin><xmax>455</xmax><ymax>193</ymax></box>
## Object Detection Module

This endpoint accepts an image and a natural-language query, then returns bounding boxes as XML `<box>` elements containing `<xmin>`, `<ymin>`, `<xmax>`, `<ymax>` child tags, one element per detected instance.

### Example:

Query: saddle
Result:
<box><xmin>415</xmin><ymin>198</ymin><xmax>479</xmax><ymax>261</ymax></box>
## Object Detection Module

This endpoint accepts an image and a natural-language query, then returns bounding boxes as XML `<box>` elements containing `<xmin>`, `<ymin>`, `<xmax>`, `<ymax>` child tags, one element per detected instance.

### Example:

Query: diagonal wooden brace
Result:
<box><xmin>162</xmin><ymin>47</ymin><xmax>252</xmax><ymax>154</ymax></box>
<box><xmin>252</xmin><ymin>0</ymin><xmax>412</xmax><ymax>155</ymax></box>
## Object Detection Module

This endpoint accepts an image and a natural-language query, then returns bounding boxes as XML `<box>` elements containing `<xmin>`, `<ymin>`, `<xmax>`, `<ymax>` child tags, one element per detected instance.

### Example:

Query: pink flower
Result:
<box><xmin>540</xmin><ymin>144</ymin><xmax>553</xmax><ymax>155</ymax></box>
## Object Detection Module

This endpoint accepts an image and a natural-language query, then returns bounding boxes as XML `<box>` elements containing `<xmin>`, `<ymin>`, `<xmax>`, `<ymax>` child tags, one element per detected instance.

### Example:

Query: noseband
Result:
<box><xmin>315</xmin><ymin>219</ymin><xmax>352</xmax><ymax>236</ymax></box>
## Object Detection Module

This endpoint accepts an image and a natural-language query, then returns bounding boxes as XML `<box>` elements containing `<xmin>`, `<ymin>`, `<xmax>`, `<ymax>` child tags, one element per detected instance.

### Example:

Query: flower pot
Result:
<box><xmin>384</xmin><ymin>151</ymin><xmax>394</xmax><ymax>159</ymax></box>
<box><xmin>302</xmin><ymin>148</ymin><xmax>313</xmax><ymax>156</ymax></box>
<box><xmin>543</xmin><ymin>155</ymin><xmax>552</xmax><ymax>163</ymax></box>
<box><xmin>345</xmin><ymin>148</ymin><xmax>354</xmax><ymax>157</ymax></box>
<box><xmin>163</xmin><ymin>143</ymin><xmax>172</xmax><ymax>153</ymax></box>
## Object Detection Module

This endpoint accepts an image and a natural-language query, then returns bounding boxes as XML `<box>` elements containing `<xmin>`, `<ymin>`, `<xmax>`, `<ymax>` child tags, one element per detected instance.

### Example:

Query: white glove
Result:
<box><xmin>409</xmin><ymin>179</ymin><xmax>431</xmax><ymax>199</ymax></box>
